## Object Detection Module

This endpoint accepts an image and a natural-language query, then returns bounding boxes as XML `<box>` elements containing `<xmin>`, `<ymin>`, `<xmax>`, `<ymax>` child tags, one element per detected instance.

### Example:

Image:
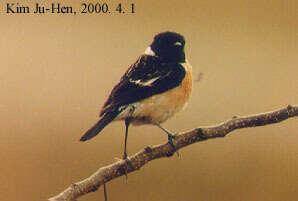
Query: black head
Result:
<box><xmin>149</xmin><ymin>32</ymin><xmax>186</xmax><ymax>63</ymax></box>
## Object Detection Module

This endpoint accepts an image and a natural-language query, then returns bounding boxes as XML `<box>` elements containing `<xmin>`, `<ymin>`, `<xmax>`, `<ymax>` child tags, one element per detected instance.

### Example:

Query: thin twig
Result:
<box><xmin>49</xmin><ymin>105</ymin><xmax>297</xmax><ymax>201</ymax></box>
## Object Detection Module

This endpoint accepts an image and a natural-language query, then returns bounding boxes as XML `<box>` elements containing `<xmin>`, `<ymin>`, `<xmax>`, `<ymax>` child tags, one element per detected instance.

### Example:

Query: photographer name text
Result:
<box><xmin>4</xmin><ymin>2</ymin><xmax>135</xmax><ymax>15</ymax></box>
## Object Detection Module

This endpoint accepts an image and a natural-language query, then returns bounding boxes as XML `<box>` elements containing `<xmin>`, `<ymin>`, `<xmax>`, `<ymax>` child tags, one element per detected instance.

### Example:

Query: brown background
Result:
<box><xmin>0</xmin><ymin>0</ymin><xmax>297</xmax><ymax>200</ymax></box>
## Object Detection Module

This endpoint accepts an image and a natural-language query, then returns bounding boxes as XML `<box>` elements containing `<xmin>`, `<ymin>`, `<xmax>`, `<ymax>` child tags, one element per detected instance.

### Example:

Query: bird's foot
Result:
<box><xmin>167</xmin><ymin>133</ymin><xmax>180</xmax><ymax>157</ymax></box>
<box><xmin>121</xmin><ymin>152</ymin><xmax>134</xmax><ymax>182</ymax></box>
<box><xmin>123</xmin><ymin>152</ymin><xmax>128</xmax><ymax>160</ymax></box>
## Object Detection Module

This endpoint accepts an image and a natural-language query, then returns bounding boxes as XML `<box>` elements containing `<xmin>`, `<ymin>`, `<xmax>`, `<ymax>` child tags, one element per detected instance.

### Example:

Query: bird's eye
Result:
<box><xmin>174</xmin><ymin>41</ymin><xmax>183</xmax><ymax>46</ymax></box>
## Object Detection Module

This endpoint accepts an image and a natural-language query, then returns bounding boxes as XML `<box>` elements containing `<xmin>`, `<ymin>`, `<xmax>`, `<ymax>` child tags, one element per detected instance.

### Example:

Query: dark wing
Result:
<box><xmin>100</xmin><ymin>55</ymin><xmax>186</xmax><ymax>116</ymax></box>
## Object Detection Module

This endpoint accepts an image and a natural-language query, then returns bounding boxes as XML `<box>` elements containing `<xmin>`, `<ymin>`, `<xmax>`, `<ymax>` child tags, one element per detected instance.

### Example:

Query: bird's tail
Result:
<box><xmin>80</xmin><ymin>110</ymin><xmax>119</xmax><ymax>141</ymax></box>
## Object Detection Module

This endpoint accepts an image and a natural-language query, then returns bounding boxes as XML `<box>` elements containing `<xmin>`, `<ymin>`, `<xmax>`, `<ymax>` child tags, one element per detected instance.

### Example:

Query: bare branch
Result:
<box><xmin>49</xmin><ymin>105</ymin><xmax>298</xmax><ymax>201</ymax></box>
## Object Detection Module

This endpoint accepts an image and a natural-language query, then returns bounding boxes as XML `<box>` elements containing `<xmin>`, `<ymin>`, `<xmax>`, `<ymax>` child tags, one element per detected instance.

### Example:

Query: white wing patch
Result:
<box><xmin>129</xmin><ymin>77</ymin><xmax>159</xmax><ymax>86</ymax></box>
<box><xmin>142</xmin><ymin>77</ymin><xmax>159</xmax><ymax>86</ymax></box>
<box><xmin>144</xmin><ymin>46</ymin><xmax>155</xmax><ymax>56</ymax></box>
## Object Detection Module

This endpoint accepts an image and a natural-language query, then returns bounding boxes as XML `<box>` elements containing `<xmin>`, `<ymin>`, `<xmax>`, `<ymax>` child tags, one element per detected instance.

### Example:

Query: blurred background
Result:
<box><xmin>0</xmin><ymin>0</ymin><xmax>297</xmax><ymax>200</ymax></box>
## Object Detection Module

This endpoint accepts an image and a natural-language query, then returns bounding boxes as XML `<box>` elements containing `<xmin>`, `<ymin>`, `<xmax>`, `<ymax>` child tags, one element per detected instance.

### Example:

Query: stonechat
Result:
<box><xmin>80</xmin><ymin>32</ymin><xmax>193</xmax><ymax>159</ymax></box>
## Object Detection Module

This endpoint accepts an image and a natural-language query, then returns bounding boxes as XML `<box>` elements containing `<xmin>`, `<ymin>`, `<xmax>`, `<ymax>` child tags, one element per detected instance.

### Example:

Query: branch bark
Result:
<box><xmin>49</xmin><ymin>105</ymin><xmax>298</xmax><ymax>201</ymax></box>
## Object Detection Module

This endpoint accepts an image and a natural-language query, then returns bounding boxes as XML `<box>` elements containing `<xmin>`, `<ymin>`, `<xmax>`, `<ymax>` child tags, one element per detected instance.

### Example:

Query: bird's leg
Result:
<box><xmin>154</xmin><ymin>123</ymin><xmax>178</xmax><ymax>155</ymax></box>
<box><xmin>123</xmin><ymin>119</ymin><xmax>130</xmax><ymax>160</ymax></box>
<box><xmin>122</xmin><ymin>119</ymin><xmax>134</xmax><ymax>181</ymax></box>
<box><xmin>122</xmin><ymin>105</ymin><xmax>135</xmax><ymax>160</ymax></box>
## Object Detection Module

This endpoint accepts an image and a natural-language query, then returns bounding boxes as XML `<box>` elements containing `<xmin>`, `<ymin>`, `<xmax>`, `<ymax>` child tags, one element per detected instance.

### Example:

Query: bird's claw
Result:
<box><xmin>123</xmin><ymin>153</ymin><xmax>128</xmax><ymax>160</ymax></box>
<box><xmin>167</xmin><ymin>134</ymin><xmax>179</xmax><ymax>156</ymax></box>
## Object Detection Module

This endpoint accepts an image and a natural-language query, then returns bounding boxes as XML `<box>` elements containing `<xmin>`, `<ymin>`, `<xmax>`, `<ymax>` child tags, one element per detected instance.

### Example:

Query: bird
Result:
<box><xmin>80</xmin><ymin>31</ymin><xmax>193</xmax><ymax>159</ymax></box>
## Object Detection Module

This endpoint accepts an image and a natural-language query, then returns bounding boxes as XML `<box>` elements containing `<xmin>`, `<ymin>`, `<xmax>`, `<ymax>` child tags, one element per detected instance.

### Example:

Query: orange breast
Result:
<box><xmin>130</xmin><ymin>62</ymin><xmax>193</xmax><ymax>125</ymax></box>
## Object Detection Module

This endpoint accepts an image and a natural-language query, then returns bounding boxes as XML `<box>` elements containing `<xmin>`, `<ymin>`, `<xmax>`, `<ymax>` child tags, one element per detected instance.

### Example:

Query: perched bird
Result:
<box><xmin>80</xmin><ymin>31</ymin><xmax>193</xmax><ymax>159</ymax></box>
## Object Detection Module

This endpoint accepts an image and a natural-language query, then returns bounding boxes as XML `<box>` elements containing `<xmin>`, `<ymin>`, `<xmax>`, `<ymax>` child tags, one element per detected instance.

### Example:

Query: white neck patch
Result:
<box><xmin>144</xmin><ymin>46</ymin><xmax>155</xmax><ymax>56</ymax></box>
